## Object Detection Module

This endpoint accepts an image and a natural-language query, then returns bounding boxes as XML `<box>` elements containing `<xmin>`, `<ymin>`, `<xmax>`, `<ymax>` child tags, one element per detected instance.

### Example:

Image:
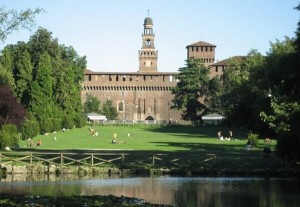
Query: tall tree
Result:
<box><xmin>260</xmin><ymin>35</ymin><xmax>300</xmax><ymax>161</ymax></box>
<box><xmin>0</xmin><ymin>48</ymin><xmax>14</xmax><ymax>87</ymax></box>
<box><xmin>220</xmin><ymin>52</ymin><xmax>266</xmax><ymax>129</ymax></box>
<box><xmin>207</xmin><ymin>76</ymin><xmax>223</xmax><ymax>114</ymax></box>
<box><xmin>84</xmin><ymin>94</ymin><xmax>101</xmax><ymax>114</ymax></box>
<box><xmin>171</xmin><ymin>58</ymin><xmax>210</xmax><ymax>121</ymax></box>
<box><xmin>29</xmin><ymin>52</ymin><xmax>53</xmax><ymax>121</ymax></box>
<box><xmin>102</xmin><ymin>100</ymin><xmax>118</xmax><ymax>120</ymax></box>
<box><xmin>11</xmin><ymin>42</ymin><xmax>33</xmax><ymax>106</ymax></box>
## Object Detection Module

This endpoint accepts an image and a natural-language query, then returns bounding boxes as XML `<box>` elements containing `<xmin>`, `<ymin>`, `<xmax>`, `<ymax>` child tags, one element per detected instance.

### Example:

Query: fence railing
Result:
<box><xmin>0</xmin><ymin>152</ymin><xmax>216</xmax><ymax>169</ymax></box>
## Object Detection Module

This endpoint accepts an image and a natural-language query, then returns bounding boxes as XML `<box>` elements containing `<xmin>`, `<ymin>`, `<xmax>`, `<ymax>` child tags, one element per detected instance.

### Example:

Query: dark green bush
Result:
<box><xmin>20</xmin><ymin>119</ymin><xmax>40</xmax><ymax>140</ymax></box>
<box><xmin>40</xmin><ymin>119</ymin><xmax>53</xmax><ymax>134</ymax></box>
<box><xmin>0</xmin><ymin>124</ymin><xmax>18</xmax><ymax>149</ymax></box>
<box><xmin>62</xmin><ymin>115</ymin><xmax>74</xmax><ymax>129</ymax></box>
<box><xmin>74</xmin><ymin>114</ymin><xmax>86</xmax><ymax>128</ymax></box>
<box><xmin>247</xmin><ymin>132</ymin><xmax>259</xmax><ymax>147</ymax></box>
<box><xmin>51</xmin><ymin>118</ymin><xmax>62</xmax><ymax>132</ymax></box>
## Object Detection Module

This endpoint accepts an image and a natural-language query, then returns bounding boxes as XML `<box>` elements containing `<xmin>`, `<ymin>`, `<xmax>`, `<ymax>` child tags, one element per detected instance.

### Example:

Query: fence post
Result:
<box><xmin>213</xmin><ymin>154</ymin><xmax>216</xmax><ymax>167</ymax></box>
<box><xmin>91</xmin><ymin>154</ymin><xmax>94</xmax><ymax>167</ymax></box>
<box><xmin>60</xmin><ymin>154</ymin><xmax>63</xmax><ymax>167</ymax></box>
<box><xmin>30</xmin><ymin>153</ymin><xmax>33</xmax><ymax>165</ymax></box>
<box><xmin>122</xmin><ymin>154</ymin><xmax>124</xmax><ymax>165</ymax></box>
<box><xmin>152</xmin><ymin>155</ymin><xmax>155</xmax><ymax>167</ymax></box>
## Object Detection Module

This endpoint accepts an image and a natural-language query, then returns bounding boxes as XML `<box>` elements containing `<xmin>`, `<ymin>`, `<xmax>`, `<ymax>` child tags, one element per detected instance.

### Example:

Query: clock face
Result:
<box><xmin>146</xmin><ymin>60</ymin><xmax>151</xmax><ymax>67</ymax></box>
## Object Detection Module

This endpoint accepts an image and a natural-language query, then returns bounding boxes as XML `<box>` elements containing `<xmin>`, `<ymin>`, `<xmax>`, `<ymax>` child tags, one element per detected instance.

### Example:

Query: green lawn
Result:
<box><xmin>19</xmin><ymin>125</ymin><xmax>255</xmax><ymax>152</ymax></box>
<box><xmin>15</xmin><ymin>125</ymin><xmax>282</xmax><ymax>171</ymax></box>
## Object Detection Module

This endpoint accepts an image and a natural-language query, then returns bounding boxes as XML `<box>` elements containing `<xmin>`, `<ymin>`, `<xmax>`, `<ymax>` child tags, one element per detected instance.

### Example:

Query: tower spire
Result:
<box><xmin>147</xmin><ymin>9</ymin><xmax>150</xmax><ymax>16</ymax></box>
<box><xmin>138</xmin><ymin>14</ymin><xmax>158</xmax><ymax>72</ymax></box>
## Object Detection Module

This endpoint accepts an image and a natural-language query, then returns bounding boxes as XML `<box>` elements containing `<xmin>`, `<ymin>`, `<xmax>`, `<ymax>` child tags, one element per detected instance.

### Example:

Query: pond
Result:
<box><xmin>1</xmin><ymin>175</ymin><xmax>300</xmax><ymax>207</ymax></box>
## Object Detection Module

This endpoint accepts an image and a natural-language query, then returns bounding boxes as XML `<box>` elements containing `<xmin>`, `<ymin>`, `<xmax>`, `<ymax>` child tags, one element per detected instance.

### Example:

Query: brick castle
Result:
<box><xmin>81</xmin><ymin>15</ymin><xmax>233</xmax><ymax>123</ymax></box>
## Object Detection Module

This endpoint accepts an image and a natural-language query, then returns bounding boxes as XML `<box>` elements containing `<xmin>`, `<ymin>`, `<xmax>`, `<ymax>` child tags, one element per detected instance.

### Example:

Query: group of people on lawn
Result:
<box><xmin>88</xmin><ymin>127</ymin><xmax>127</xmax><ymax>144</ymax></box>
<box><xmin>28</xmin><ymin>138</ymin><xmax>42</xmax><ymax>147</ymax></box>
<box><xmin>217</xmin><ymin>130</ymin><xmax>233</xmax><ymax>141</ymax></box>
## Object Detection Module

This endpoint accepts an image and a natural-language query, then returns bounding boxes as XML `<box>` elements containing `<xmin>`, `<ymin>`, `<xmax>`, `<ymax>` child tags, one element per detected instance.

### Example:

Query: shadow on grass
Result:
<box><xmin>143</xmin><ymin>125</ymin><xmax>248</xmax><ymax>139</ymax></box>
<box><xmin>149</xmin><ymin>141</ymin><xmax>255</xmax><ymax>155</ymax></box>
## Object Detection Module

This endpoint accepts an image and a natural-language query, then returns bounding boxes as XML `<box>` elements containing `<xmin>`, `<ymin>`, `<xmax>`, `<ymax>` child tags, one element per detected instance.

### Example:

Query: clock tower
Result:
<box><xmin>138</xmin><ymin>14</ymin><xmax>158</xmax><ymax>72</ymax></box>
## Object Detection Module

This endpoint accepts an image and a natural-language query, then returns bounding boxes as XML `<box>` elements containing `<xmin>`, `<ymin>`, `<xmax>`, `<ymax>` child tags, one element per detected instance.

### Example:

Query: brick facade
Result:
<box><xmin>82</xmin><ymin>71</ymin><xmax>181</xmax><ymax>123</ymax></box>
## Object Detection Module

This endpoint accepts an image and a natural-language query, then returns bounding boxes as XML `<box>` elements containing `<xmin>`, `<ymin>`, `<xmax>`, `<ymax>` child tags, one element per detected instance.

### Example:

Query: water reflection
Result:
<box><xmin>1</xmin><ymin>175</ymin><xmax>300</xmax><ymax>207</ymax></box>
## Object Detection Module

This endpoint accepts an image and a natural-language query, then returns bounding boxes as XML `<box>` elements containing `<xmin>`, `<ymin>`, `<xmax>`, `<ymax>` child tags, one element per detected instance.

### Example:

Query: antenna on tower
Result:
<box><xmin>147</xmin><ymin>10</ymin><xmax>150</xmax><ymax>16</ymax></box>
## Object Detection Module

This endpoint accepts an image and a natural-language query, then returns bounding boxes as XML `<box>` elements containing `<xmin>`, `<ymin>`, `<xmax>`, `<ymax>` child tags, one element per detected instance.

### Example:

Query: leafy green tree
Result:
<box><xmin>74</xmin><ymin>114</ymin><xmax>86</xmax><ymax>128</ymax></box>
<box><xmin>27</xmin><ymin>28</ymin><xmax>86</xmax><ymax>119</ymax></box>
<box><xmin>207</xmin><ymin>76</ymin><xmax>223</xmax><ymax>114</ymax></box>
<box><xmin>171</xmin><ymin>58</ymin><xmax>210</xmax><ymax>121</ymax></box>
<box><xmin>259</xmin><ymin>33</ymin><xmax>300</xmax><ymax>161</ymax></box>
<box><xmin>102</xmin><ymin>100</ymin><xmax>118</xmax><ymax>120</ymax></box>
<box><xmin>219</xmin><ymin>52</ymin><xmax>267</xmax><ymax>129</ymax></box>
<box><xmin>40</xmin><ymin>118</ymin><xmax>53</xmax><ymax>134</ymax></box>
<box><xmin>84</xmin><ymin>94</ymin><xmax>101</xmax><ymax>113</ymax></box>
<box><xmin>51</xmin><ymin>118</ymin><xmax>62</xmax><ymax>132</ymax></box>
<box><xmin>0</xmin><ymin>124</ymin><xmax>18</xmax><ymax>149</ymax></box>
<box><xmin>62</xmin><ymin>114</ymin><xmax>74</xmax><ymax>129</ymax></box>
<box><xmin>0</xmin><ymin>7</ymin><xmax>43</xmax><ymax>42</ymax></box>
<box><xmin>29</xmin><ymin>52</ymin><xmax>53</xmax><ymax>121</ymax></box>
<box><xmin>12</xmin><ymin>43</ymin><xmax>33</xmax><ymax>106</ymax></box>
<box><xmin>20</xmin><ymin>119</ymin><xmax>40</xmax><ymax>140</ymax></box>
<box><xmin>0</xmin><ymin>48</ymin><xmax>15</xmax><ymax>87</ymax></box>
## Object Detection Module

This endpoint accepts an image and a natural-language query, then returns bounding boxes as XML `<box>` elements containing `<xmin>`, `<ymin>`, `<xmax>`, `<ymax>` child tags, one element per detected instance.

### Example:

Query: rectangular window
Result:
<box><xmin>88</xmin><ymin>75</ymin><xmax>91</xmax><ymax>81</ymax></box>
<box><xmin>216</xmin><ymin>66</ymin><xmax>218</xmax><ymax>73</ymax></box>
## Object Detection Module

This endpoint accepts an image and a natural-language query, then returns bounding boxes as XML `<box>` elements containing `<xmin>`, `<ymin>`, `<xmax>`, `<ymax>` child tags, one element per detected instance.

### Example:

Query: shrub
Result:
<box><xmin>0</xmin><ymin>124</ymin><xmax>18</xmax><ymax>149</ymax></box>
<box><xmin>20</xmin><ymin>119</ymin><xmax>40</xmax><ymax>140</ymax></box>
<box><xmin>40</xmin><ymin>119</ymin><xmax>53</xmax><ymax>134</ymax></box>
<box><xmin>74</xmin><ymin>114</ymin><xmax>86</xmax><ymax>128</ymax></box>
<box><xmin>51</xmin><ymin>118</ymin><xmax>62</xmax><ymax>132</ymax></box>
<box><xmin>247</xmin><ymin>132</ymin><xmax>259</xmax><ymax>147</ymax></box>
<box><xmin>62</xmin><ymin>115</ymin><xmax>74</xmax><ymax>129</ymax></box>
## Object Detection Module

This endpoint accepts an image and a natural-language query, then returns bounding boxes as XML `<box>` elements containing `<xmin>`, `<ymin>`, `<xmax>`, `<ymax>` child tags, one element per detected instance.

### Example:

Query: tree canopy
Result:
<box><xmin>171</xmin><ymin>58</ymin><xmax>210</xmax><ymax>121</ymax></box>
<box><xmin>0</xmin><ymin>7</ymin><xmax>43</xmax><ymax>42</ymax></box>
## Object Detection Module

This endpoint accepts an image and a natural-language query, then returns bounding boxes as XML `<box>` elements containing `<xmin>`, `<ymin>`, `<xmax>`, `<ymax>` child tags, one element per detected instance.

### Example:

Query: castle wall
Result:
<box><xmin>81</xmin><ymin>72</ymin><xmax>182</xmax><ymax>123</ymax></box>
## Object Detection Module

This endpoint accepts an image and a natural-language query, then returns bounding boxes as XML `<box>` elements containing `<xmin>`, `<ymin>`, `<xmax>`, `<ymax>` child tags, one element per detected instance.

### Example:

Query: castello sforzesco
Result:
<box><xmin>81</xmin><ymin>15</ymin><xmax>236</xmax><ymax>123</ymax></box>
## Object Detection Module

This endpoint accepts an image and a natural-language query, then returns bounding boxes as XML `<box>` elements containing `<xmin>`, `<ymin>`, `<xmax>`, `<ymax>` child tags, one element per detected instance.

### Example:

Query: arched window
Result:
<box><xmin>118</xmin><ymin>102</ymin><xmax>124</xmax><ymax>112</ymax></box>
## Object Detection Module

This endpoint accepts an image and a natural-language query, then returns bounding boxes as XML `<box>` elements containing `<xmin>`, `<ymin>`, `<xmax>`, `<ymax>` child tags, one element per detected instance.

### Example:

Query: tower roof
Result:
<box><xmin>186</xmin><ymin>41</ymin><xmax>216</xmax><ymax>48</ymax></box>
<box><xmin>144</xmin><ymin>17</ymin><xmax>153</xmax><ymax>26</ymax></box>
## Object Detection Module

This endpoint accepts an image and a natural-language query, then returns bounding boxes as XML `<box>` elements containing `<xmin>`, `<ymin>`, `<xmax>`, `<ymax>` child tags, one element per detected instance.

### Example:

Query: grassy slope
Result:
<box><xmin>19</xmin><ymin>125</ymin><xmax>254</xmax><ymax>151</ymax></box>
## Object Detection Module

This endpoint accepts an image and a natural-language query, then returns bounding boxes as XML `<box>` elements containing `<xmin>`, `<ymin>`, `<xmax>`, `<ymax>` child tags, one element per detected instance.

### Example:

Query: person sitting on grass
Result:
<box><xmin>36</xmin><ymin>139</ymin><xmax>42</xmax><ymax>146</ymax></box>
<box><xmin>27</xmin><ymin>138</ymin><xmax>34</xmax><ymax>147</ymax></box>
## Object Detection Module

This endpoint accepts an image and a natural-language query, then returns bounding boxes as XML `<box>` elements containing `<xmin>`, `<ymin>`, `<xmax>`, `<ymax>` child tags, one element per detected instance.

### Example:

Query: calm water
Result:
<box><xmin>0</xmin><ymin>175</ymin><xmax>300</xmax><ymax>207</ymax></box>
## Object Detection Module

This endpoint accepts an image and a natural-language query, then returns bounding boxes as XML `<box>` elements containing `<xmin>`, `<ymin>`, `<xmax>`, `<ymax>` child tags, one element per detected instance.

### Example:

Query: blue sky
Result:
<box><xmin>1</xmin><ymin>0</ymin><xmax>299</xmax><ymax>72</ymax></box>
